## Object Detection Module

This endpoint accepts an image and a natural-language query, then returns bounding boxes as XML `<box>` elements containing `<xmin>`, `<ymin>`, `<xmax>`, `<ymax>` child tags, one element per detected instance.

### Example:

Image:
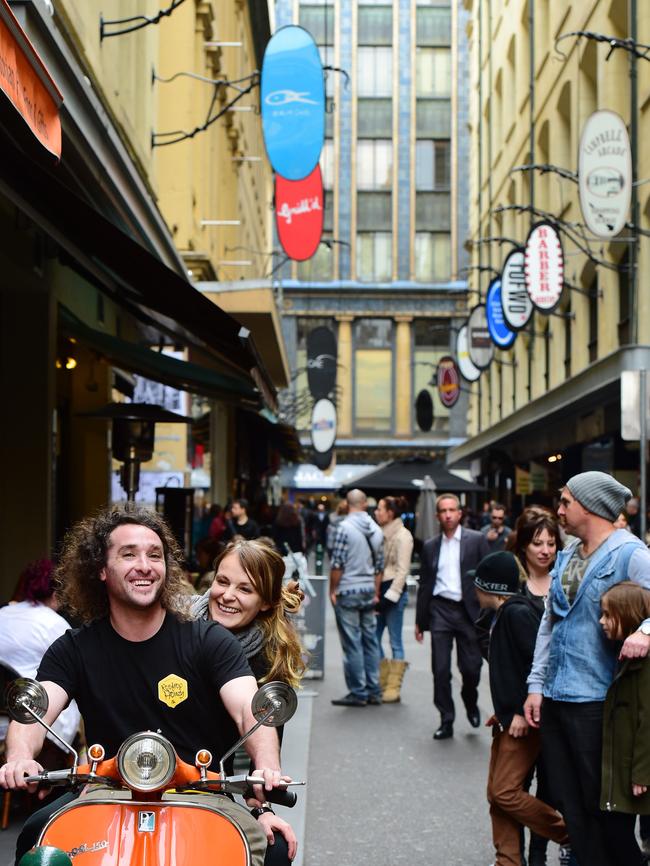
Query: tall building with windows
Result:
<box><xmin>274</xmin><ymin>0</ymin><xmax>471</xmax><ymax>465</ymax></box>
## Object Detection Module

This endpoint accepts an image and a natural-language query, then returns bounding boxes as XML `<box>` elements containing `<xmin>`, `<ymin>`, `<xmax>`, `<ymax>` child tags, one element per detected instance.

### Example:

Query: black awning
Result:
<box><xmin>339</xmin><ymin>457</ymin><xmax>485</xmax><ymax>495</ymax></box>
<box><xmin>60</xmin><ymin>307</ymin><xmax>260</xmax><ymax>407</ymax></box>
<box><xmin>0</xmin><ymin>138</ymin><xmax>275</xmax><ymax>402</ymax></box>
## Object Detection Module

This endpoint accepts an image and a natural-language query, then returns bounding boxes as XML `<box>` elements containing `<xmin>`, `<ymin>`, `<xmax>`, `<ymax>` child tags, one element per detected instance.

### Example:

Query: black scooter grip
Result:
<box><xmin>244</xmin><ymin>785</ymin><xmax>297</xmax><ymax>808</ymax></box>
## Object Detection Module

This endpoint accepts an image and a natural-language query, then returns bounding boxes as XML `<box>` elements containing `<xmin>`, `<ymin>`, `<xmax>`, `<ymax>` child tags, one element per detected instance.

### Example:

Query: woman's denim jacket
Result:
<box><xmin>527</xmin><ymin>530</ymin><xmax>650</xmax><ymax>702</ymax></box>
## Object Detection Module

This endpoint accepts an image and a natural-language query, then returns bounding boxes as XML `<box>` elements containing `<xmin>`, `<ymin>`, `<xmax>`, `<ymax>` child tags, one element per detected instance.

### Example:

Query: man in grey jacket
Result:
<box><xmin>329</xmin><ymin>489</ymin><xmax>384</xmax><ymax>707</ymax></box>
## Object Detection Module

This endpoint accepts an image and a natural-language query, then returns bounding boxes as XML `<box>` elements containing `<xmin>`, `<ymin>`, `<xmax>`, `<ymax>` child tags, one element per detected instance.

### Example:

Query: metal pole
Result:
<box><xmin>630</xmin><ymin>0</ymin><xmax>639</xmax><ymax>343</ymax></box>
<box><xmin>640</xmin><ymin>368</ymin><xmax>647</xmax><ymax>540</ymax></box>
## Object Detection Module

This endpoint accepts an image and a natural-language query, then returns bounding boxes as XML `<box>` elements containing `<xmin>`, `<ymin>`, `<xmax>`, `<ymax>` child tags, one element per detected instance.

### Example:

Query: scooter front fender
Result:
<box><xmin>38</xmin><ymin>798</ymin><xmax>251</xmax><ymax>866</ymax></box>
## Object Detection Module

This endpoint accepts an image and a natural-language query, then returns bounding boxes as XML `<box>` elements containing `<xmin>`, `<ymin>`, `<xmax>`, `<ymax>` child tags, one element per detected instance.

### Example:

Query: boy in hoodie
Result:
<box><xmin>329</xmin><ymin>488</ymin><xmax>384</xmax><ymax>706</ymax></box>
<box><xmin>474</xmin><ymin>551</ymin><xmax>569</xmax><ymax>866</ymax></box>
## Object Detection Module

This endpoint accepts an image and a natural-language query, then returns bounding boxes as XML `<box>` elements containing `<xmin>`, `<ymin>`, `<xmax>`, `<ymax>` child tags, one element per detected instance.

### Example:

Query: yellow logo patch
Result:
<box><xmin>158</xmin><ymin>674</ymin><xmax>188</xmax><ymax>708</ymax></box>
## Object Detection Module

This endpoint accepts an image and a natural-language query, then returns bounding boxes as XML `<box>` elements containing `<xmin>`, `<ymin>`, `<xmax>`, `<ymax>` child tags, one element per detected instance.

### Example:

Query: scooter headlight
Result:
<box><xmin>117</xmin><ymin>732</ymin><xmax>177</xmax><ymax>792</ymax></box>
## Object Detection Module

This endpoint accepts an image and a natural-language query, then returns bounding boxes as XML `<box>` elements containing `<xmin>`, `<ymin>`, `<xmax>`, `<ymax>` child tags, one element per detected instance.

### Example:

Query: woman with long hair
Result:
<box><xmin>373</xmin><ymin>495</ymin><xmax>414</xmax><ymax>703</ymax></box>
<box><xmin>189</xmin><ymin>539</ymin><xmax>305</xmax><ymax>865</ymax></box>
<box><xmin>509</xmin><ymin>507</ymin><xmax>568</xmax><ymax>866</ymax></box>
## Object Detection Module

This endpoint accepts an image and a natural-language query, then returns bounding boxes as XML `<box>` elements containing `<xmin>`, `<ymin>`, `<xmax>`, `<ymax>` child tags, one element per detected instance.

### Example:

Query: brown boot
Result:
<box><xmin>379</xmin><ymin>658</ymin><xmax>391</xmax><ymax>693</ymax></box>
<box><xmin>382</xmin><ymin>660</ymin><xmax>408</xmax><ymax>702</ymax></box>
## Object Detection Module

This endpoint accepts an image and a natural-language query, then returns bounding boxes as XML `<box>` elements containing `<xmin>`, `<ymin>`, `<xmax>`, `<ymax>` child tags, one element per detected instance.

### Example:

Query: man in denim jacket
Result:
<box><xmin>524</xmin><ymin>471</ymin><xmax>650</xmax><ymax>866</ymax></box>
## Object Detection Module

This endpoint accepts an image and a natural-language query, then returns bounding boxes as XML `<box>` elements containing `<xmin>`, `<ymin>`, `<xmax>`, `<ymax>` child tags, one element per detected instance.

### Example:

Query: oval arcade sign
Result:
<box><xmin>455</xmin><ymin>324</ymin><xmax>481</xmax><ymax>382</ymax></box>
<box><xmin>579</xmin><ymin>110</ymin><xmax>631</xmax><ymax>239</ymax></box>
<box><xmin>310</xmin><ymin>398</ymin><xmax>337</xmax><ymax>454</ymax></box>
<box><xmin>415</xmin><ymin>389</ymin><xmax>434</xmax><ymax>432</ymax></box>
<box><xmin>436</xmin><ymin>356</ymin><xmax>461</xmax><ymax>408</ymax></box>
<box><xmin>524</xmin><ymin>222</ymin><xmax>564</xmax><ymax>313</ymax></box>
<box><xmin>275</xmin><ymin>165</ymin><xmax>324</xmax><ymax>261</ymax></box>
<box><xmin>501</xmin><ymin>249</ymin><xmax>533</xmax><ymax>330</ymax></box>
<box><xmin>467</xmin><ymin>305</ymin><xmax>494</xmax><ymax>370</ymax></box>
<box><xmin>486</xmin><ymin>278</ymin><xmax>516</xmax><ymax>349</ymax></box>
<box><xmin>261</xmin><ymin>26</ymin><xmax>325</xmax><ymax>181</ymax></box>
<box><xmin>306</xmin><ymin>325</ymin><xmax>337</xmax><ymax>399</ymax></box>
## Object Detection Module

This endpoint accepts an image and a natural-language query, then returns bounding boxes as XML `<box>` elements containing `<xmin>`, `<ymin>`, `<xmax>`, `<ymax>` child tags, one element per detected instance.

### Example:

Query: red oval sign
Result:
<box><xmin>275</xmin><ymin>165</ymin><xmax>324</xmax><ymax>261</ymax></box>
<box><xmin>436</xmin><ymin>356</ymin><xmax>461</xmax><ymax>408</ymax></box>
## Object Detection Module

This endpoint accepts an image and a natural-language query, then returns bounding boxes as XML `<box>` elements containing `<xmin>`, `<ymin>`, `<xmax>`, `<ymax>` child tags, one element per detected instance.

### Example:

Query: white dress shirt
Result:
<box><xmin>433</xmin><ymin>525</ymin><xmax>462</xmax><ymax>601</ymax></box>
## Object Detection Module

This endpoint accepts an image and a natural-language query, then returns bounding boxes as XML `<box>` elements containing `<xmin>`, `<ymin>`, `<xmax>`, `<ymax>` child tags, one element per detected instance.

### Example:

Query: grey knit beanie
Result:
<box><xmin>565</xmin><ymin>471</ymin><xmax>632</xmax><ymax>521</ymax></box>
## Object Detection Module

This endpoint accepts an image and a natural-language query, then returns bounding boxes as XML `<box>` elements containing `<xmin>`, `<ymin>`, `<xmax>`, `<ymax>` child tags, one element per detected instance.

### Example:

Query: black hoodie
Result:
<box><xmin>483</xmin><ymin>593</ymin><xmax>542</xmax><ymax>730</ymax></box>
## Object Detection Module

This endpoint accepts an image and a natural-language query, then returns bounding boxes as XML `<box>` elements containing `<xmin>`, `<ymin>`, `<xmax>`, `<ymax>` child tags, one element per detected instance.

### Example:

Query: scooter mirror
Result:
<box><xmin>5</xmin><ymin>678</ymin><xmax>49</xmax><ymax>724</ymax></box>
<box><xmin>251</xmin><ymin>681</ymin><xmax>298</xmax><ymax>728</ymax></box>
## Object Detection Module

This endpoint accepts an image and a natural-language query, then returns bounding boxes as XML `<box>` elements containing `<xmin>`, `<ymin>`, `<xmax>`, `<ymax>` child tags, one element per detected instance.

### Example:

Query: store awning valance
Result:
<box><xmin>60</xmin><ymin>307</ymin><xmax>260</xmax><ymax>407</ymax></box>
<box><xmin>338</xmin><ymin>457</ymin><xmax>485</xmax><ymax>495</ymax></box>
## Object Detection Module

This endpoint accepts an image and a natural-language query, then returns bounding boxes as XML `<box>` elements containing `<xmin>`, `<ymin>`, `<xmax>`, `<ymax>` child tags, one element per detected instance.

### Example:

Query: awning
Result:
<box><xmin>0</xmin><ymin>139</ymin><xmax>277</xmax><ymax>407</ymax></box>
<box><xmin>0</xmin><ymin>0</ymin><xmax>62</xmax><ymax>158</ymax></box>
<box><xmin>60</xmin><ymin>306</ymin><xmax>260</xmax><ymax>407</ymax></box>
<box><xmin>338</xmin><ymin>456</ymin><xmax>485</xmax><ymax>494</ymax></box>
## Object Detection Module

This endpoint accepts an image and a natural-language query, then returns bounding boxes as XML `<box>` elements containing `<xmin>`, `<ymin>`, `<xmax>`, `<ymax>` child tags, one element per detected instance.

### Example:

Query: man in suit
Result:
<box><xmin>416</xmin><ymin>493</ymin><xmax>490</xmax><ymax>740</ymax></box>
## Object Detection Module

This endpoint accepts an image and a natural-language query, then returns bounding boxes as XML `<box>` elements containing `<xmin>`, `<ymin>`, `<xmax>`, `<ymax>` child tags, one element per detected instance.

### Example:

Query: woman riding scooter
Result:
<box><xmin>190</xmin><ymin>539</ymin><xmax>305</xmax><ymax>865</ymax></box>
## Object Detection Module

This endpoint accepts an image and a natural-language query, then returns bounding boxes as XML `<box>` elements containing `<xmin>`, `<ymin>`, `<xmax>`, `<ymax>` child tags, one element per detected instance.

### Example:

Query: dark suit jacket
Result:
<box><xmin>415</xmin><ymin>528</ymin><xmax>490</xmax><ymax>631</ymax></box>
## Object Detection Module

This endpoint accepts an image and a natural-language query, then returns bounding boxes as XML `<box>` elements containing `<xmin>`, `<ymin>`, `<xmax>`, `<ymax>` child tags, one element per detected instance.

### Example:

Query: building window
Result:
<box><xmin>354</xmin><ymin>319</ymin><xmax>393</xmax><ymax>433</ymax></box>
<box><xmin>414</xmin><ymin>232</ymin><xmax>451</xmax><ymax>281</ymax></box>
<box><xmin>588</xmin><ymin>276</ymin><xmax>598</xmax><ymax>363</ymax></box>
<box><xmin>412</xmin><ymin>319</ymin><xmax>451</xmax><ymax>432</ymax></box>
<box><xmin>358</xmin><ymin>5</ymin><xmax>392</xmax><ymax>46</ymax></box>
<box><xmin>297</xmin><ymin>243</ymin><xmax>333</xmax><ymax>282</ymax></box>
<box><xmin>357</xmin><ymin>232</ymin><xmax>392</xmax><ymax>282</ymax></box>
<box><xmin>618</xmin><ymin>250</ymin><xmax>630</xmax><ymax>345</ymax></box>
<box><xmin>357</xmin><ymin>193</ymin><xmax>392</xmax><ymax>231</ymax></box>
<box><xmin>357</xmin><ymin>47</ymin><xmax>393</xmax><ymax>97</ymax></box>
<box><xmin>357</xmin><ymin>99</ymin><xmax>392</xmax><ymax>137</ymax></box>
<box><xmin>321</xmin><ymin>139</ymin><xmax>334</xmax><ymax>189</ymax></box>
<box><xmin>416</xmin><ymin>47</ymin><xmax>451</xmax><ymax>97</ymax></box>
<box><xmin>415</xmin><ymin>193</ymin><xmax>450</xmax><ymax>230</ymax></box>
<box><xmin>416</xmin><ymin>100</ymin><xmax>451</xmax><ymax>137</ymax></box>
<box><xmin>299</xmin><ymin>5</ymin><xmax>334</xmax><ymax>45</ymax></box>
<box><xmin>415</xmin><ymin>140</ymin><xmax>450</xmax><ymax>190</ymax></box>
<box><xmin>356</xmin><ymin>140</ymin><xmax>392</xmax><ymax>190</ymax></box>
<box><xmin>416</xmin><ymin>6</ymin><xmax>451</xmax><ymax>46</ymax></box>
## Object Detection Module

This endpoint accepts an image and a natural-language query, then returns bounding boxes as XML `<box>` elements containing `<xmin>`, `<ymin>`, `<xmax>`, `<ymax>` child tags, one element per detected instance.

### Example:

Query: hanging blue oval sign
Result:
<box><xmin>486</xmin><ymin>278</ymin><xmax>516</xmax><ymax>349</ymax></box>
<box><xmin>261</xmin><ymin>26</ymin><xmax>325</xmax><ymax>181</ymax></box>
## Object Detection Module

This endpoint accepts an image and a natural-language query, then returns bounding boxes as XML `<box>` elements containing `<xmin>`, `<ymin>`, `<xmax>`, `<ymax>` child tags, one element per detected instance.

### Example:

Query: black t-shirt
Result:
<box><xmin>37</xmin><ymin>614</ymin><xmax>252</xmax><ymax>769</ymax></box>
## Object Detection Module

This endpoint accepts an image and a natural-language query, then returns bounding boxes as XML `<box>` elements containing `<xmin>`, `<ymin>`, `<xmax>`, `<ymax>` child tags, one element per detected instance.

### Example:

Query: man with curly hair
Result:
<box><xmin>0</xmin><ymin>506</ymin><xmax>287</xmax><ymax>866</ymax></box>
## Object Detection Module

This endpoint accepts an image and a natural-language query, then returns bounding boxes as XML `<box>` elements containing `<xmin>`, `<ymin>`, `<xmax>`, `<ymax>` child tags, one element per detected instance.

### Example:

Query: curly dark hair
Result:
<box><xmin>55</xmin><ymin>505</ymin><xmax>190</xmax><ymax>623</ymax></box>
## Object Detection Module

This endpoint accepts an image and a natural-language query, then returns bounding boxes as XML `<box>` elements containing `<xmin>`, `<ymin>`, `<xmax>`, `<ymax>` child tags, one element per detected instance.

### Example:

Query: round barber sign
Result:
<box><xmin>436</xmin><ymin>356</ymin><xmax>461</xmax><ymax>408</ymax></box>
<box><xmin>310</xmin><ymin>398</ymin><xmax>336</xmax><ymax>453</ymax></box>
<box><xmin>455</xmin><ymin>324</ymin><xmax>481</xmax><ymax>382</ymax></box>
<box><xmin>261</xmin><ymin>26</ymin><xmax>326</xmax><ymax>180</ymax></box>
<box><xmin>486</xmin><ymin>278</ymin><xmax>516</xmax><ymax>349</ymax></box>
<box><xmin>579</xmin><ymin>110</ymin><xmax>631</xmax><ymax>239</ymax></box>
<box><xmin>467</xmin><ymin>305</ymin><xmax>494</xmax><ymax>370</ymax></box>
<box><xmin>524</xmin><ymin>222</ymin><xmax>564</xmax><ymax>312</ymax></box>
<box><xmin>275</xmin><ymin>166</ymin><xmax>324</xmax><ymax>261</ymax></box>
<box><xmin>501</xmin><ymin>249</ymin><xmax>533</xmax><ymax>330</ymax></box>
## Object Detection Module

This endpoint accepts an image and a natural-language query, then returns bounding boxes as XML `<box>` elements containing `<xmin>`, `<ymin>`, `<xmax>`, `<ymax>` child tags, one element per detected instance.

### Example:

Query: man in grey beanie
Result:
<box><xmin>524</xmin><ymin>471</ymin><xmax>650</xmax><ymax>866</ymax></box>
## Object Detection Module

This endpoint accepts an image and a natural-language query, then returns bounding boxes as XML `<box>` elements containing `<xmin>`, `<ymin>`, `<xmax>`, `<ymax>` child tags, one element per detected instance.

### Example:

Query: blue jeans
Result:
<box><xmin>333</xmin><ymin>590</ymin><xmax>381</xmax><ymax>699</ymax></box>
<box><xmin>375</xmin><ymin>585</ymin><xmax>408</xmax><ymax>660</ymax></box>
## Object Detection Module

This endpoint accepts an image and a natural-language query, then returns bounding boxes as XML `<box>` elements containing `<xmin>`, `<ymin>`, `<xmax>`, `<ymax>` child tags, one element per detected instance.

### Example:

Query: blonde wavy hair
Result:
<box><xmin>55</xmin><ymin>505</ymin><xmax>191</xmax><ymax>623</ymax></box>
<box><xmin>213</xmin><ymin>540</ymin><xmax>306</xmax><ymax>687</ymax></box>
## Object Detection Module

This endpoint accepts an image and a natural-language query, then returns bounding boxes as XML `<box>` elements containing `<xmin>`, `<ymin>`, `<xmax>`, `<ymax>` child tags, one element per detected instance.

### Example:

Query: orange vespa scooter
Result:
<box><xmin>5</xmin><ymin>678</ymin><xmax>301</xmax><ymax>866</ymax></box>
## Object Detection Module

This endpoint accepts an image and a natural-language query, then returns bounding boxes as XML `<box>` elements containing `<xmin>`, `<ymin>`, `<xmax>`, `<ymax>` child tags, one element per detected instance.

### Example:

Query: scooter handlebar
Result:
<box><xmin>262</xmin><ymin>787</ymin><xmax>297</xmax><ymax>808</ymax></box>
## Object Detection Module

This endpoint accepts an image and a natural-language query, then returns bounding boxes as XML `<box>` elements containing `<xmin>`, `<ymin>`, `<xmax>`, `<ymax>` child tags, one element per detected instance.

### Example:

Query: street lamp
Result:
<box><xmin>81</xmin><ymin>403</ymin><xmax>193</xmax><ymax>502</ymax></box>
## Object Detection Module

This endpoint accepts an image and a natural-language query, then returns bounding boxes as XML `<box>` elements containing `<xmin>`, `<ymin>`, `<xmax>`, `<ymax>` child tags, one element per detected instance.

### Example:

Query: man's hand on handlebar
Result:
<box><xmin>0</xmin><ymin>759</ymin><xmax>45</xmax><ymax>795</ymax></box>
<box><xmin>248</xmin><ymin>769</ymin><xmax>292</xmax><ymax>803</ymax></box>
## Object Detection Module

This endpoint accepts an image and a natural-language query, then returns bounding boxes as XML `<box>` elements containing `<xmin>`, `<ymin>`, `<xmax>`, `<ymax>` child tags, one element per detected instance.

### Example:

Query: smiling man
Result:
<box><xmin>0</xmin><ymin>506</ymin><xmax>285</xmax><ymax>866</ymax></box>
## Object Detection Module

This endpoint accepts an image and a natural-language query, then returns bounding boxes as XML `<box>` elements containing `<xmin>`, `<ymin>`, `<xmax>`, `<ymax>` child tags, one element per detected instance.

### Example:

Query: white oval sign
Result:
<box><xmin>311</xmin><ymin>398</ymin><xmax>337</xmax><ymax>453</ymax></box>
<box><xmin>579</xmin><ymin>110</ymin><xmax>631</xmax><ymax>239</ymax></box>
<box><xmin>501</xmin><ymin>249</ymin><xmax>533</xmax><ymax>330</ymax></box>
<box><xmin>466</xmin><ymin>305</ymin><xmax>494</xmax><ymax>370</ymax></box>
<box><xmin>524</xmin><ymin>222</ymin><xmax>564</xmax><ymax>312</ymax></box>
<box><xmin>456</xmin><ymin>324</ymin><xmax>481</xmax><ymax>382</ymax></box>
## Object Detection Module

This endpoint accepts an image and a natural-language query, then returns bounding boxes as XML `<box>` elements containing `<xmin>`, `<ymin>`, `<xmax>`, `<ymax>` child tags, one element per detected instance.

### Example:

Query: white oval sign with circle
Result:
<box><xmin>524</xmin><ymin>222</ymin><xmax>564</xmax><ymax>312</ymax></box>
<box><xmin>467</xmin><ymin>304</ymin><xmax>494</xmax><ymax>370</ymax></box>
<box><xmin>578</xmin><ymin>110</ymin><xmax>631</xmax><ymax>239</ymax></box>
<box><xmin>501</xmin><ymin>249</ymin><xmax>533</xmax><ymax>330</ymax></box>
<box><xmin>311</xmin><ymin>398</ymin><xmax>336</xmax><ymax>453</ymax></box>
<box><xmin>456</xmin><ymin>324</ymin><xmax>481</xmax><ymax>382</ymax></box>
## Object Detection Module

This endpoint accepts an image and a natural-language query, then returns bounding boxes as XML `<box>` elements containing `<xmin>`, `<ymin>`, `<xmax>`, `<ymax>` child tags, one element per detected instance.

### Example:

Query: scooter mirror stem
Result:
<box><xmin>21</xmin><ymin>703</ymin><xmax>79</xmax><ymax>772</ymax></box>
<box><xmin>218</xmin><ymin>704</ymin><xmax>277</xmax><ymax>778</ymax></box>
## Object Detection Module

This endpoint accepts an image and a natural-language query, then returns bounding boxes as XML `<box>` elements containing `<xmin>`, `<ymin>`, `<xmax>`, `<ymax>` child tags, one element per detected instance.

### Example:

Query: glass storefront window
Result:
<box><xmin>354</xmin><ymin>319</ymin><xmax>393</xmax><ymax>433</ymax></box>
<box><xmin>414</xmin><ymin>232</ymin><xmax>451</xmax><ymax>281</ymax></box>
<box><xmin>357</xmin><ymin>233</ymin><xmax>392</xmax><ymax>282</ymax></box>
<box><xmin>357</xmin><ymin>47</ymin><xmax>393</xmax><ymax>97</ymax></box>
